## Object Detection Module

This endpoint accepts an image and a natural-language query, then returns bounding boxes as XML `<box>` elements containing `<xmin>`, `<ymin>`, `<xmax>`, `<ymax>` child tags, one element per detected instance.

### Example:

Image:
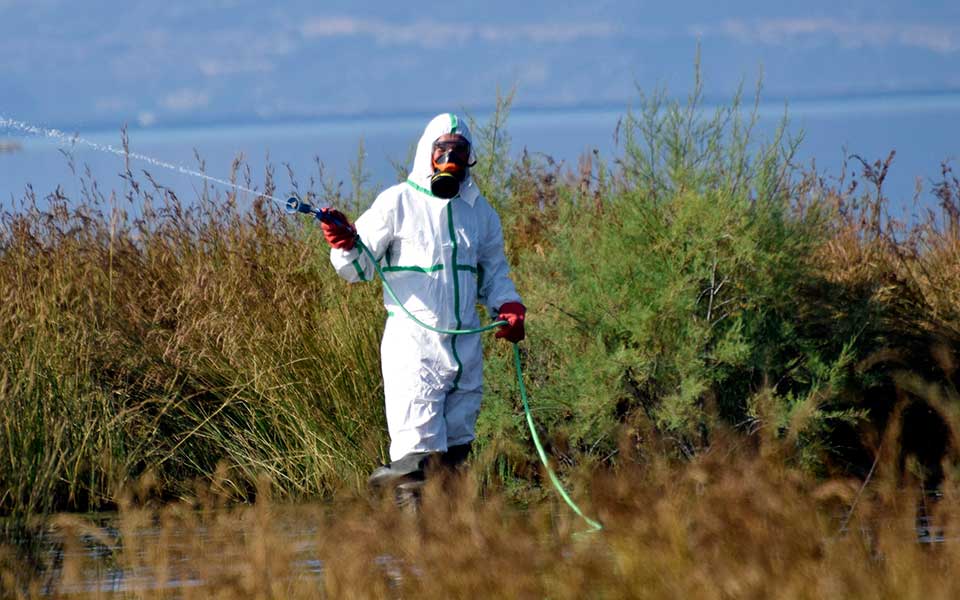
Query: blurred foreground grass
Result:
<box><xmin>4</xmin><ymin>435</ymin><xmax>960</xmax><ymax>598</ymax></box>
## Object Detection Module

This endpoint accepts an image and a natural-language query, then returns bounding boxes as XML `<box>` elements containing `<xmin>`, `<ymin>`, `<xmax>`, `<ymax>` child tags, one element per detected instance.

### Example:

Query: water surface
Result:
<box><xmin>1</xmin><ymin>93</ymin><xmax>958</xmax><ymax>218</ymax></box>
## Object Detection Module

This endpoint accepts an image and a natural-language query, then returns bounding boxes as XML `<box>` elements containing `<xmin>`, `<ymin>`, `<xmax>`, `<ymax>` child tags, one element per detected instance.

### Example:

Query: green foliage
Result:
<box><xmin>479</xmin><ymin>70</ymin><xmax>885</xmax><ymax>473</ymax></box>
<box><xmin>348</xmin><ymin>138</ymin><xmax>376</xmax><ymax>212</ymax></box>
<box><xmin>465</xmin><ymin>85</ymin><xmax>516</xmax><ymax>212</ymax></box>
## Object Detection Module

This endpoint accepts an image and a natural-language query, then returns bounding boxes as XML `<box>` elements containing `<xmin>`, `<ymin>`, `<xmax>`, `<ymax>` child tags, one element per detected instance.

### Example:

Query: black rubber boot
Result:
<box><xmin>441</xmin><ymin>442</ymin><xmax>473</xmax><ymax>471</ymax></box>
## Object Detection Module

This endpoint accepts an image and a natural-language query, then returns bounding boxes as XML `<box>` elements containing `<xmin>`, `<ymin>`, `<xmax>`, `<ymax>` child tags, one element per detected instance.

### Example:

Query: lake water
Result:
<box><xmin>1</xmin><ymin>92</ymin><xmax>959</xmax><ymax>219</ymax></box>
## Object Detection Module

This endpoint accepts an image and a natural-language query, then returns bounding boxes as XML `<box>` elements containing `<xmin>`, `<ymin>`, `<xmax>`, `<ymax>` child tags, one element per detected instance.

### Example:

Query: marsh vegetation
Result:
<box><xmin>1</xmin><ymin>77</ymin><xmax>959</xmax><ymax>596</ymax></box>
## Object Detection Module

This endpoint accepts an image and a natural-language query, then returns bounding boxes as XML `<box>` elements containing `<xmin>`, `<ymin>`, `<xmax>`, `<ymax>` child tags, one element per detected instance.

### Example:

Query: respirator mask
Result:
<box><xmin>430</xmin><ymin>137</ymin><xmax>474</xmax><ymax>199</ymax></box>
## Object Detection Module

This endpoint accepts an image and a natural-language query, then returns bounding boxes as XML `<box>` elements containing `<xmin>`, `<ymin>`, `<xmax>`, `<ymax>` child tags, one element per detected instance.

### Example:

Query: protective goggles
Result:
<box><xmin>432</xmin><ymin>139</ymin><xmax>471</xmax><ymax>162</ymax></box>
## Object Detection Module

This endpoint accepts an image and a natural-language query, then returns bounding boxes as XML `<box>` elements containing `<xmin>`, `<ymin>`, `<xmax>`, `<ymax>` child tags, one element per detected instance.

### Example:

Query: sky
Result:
<box><xmin>0</xmin><ymin>1</ymin><xmax>958</xmax><ymax>208</ymax></box>
<box><xmin>2</xmin><ymin>1</ymin><xmax>959</xmax><ymax>129</ymax></box>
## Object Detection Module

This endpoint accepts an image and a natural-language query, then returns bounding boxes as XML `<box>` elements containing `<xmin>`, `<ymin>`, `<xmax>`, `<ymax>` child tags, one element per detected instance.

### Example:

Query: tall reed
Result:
<box><xmin>0</xmin><ymin>149</ymin><xmax>387</xmax><ymax>515</ymax></box>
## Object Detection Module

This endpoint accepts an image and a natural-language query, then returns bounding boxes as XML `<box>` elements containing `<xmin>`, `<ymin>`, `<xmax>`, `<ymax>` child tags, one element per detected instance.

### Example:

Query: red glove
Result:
<box><xmin>495</xmin><ymin>302</ymin><xmax>526</xmax><ymax>343</ymax></box>
<box><xmin>320</xmin><ymin>208</ymin><xmax>356</xmax><ymax>250</ymax></box>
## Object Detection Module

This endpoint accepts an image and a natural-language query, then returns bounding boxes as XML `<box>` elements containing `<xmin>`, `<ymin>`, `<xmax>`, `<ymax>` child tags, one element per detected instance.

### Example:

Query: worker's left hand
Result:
<box><xmin>495</xmin><ymin>302</ymin><xmax>526</xmax><ymax>343</ymax></box>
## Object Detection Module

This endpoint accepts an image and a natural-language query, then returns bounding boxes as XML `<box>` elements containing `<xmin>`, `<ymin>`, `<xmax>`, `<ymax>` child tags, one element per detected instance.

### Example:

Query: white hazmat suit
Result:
<box><xmin>330</xmin><ymin>113</ymin><xmax>522</xmax><ymax>462</ymax></box>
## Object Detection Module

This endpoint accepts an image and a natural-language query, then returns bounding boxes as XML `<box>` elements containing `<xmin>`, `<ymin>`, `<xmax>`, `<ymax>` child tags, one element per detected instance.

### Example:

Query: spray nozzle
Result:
<box><xmin>286</xmin><ymin>194</ymin><xmax>352</xmax><ymax>230</ymax></box>
<box><xmin>284</xmin><ymin>195</ymin><xmax>312</xmax><ymax>215</ymax></box>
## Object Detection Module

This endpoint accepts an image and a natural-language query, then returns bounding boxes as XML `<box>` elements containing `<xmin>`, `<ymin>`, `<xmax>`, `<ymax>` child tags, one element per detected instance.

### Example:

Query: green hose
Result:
<box><xmin>512</xmin><ymin>343</ymin><xmax>604</xmax><ymax>531</ymax></box>
<box><xmin>357</xmin><ymin>239</ymin><xmax>603</xmax><ymax>532</ymax></box>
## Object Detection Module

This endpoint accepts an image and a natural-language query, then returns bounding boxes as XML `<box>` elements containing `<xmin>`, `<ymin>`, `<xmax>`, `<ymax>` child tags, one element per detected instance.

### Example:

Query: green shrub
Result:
<box><xmin>479</xmin><ymin>75</ymin><xmax>878</xmax><ymax>475</ymax></box>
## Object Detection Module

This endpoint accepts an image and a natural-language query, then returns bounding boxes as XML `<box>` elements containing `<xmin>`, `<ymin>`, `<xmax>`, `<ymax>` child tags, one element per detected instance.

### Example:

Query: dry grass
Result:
<box><xmin>0</xmin><ymin>152</ymin><xmax>387</xmax><ymax>515</ymax></box>
<box><xmin>3</xmin><ymin>432</ymin><xmax>959</xmax><ymax>599</ymax></box>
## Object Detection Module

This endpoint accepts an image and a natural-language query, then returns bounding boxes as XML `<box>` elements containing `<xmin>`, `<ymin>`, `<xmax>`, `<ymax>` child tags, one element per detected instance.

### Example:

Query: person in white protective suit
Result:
<box><xmin>318</xmin><ymin>113</ymin><xmax>526</xmax><ymax>492</ymax></box>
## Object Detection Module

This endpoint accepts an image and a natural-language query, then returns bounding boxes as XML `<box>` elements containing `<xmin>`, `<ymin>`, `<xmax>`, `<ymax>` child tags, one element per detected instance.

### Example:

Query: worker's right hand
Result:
<box><xmin>320</xmin><ymin>208</ymin><xmax>357</xmax><ymax>250</ymax></box>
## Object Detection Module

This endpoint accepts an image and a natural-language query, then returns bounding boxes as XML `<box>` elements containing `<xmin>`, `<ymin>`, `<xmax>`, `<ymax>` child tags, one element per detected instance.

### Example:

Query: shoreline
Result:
<box><xmin>0</xmin><ymin>140</ymin><xmax>23</xmax><ymax>154</ymax></box>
